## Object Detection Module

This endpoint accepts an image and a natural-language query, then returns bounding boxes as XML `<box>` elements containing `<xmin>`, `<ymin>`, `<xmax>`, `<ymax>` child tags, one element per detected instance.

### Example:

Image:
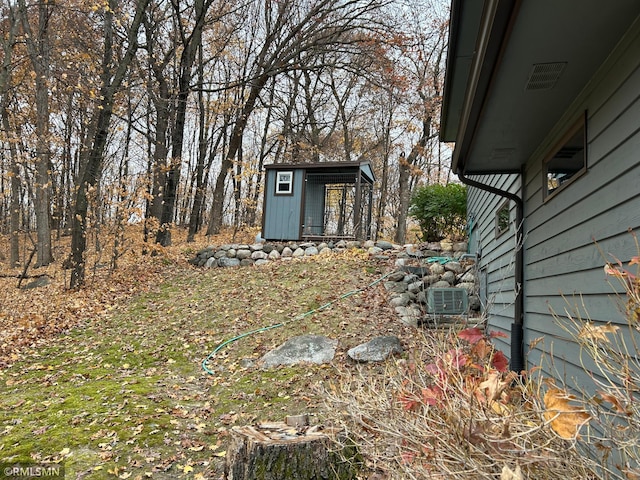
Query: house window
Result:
<box><xmin>275</xmin><ymin>171</ymin><xmax>293</xmax><ymax>195</ymax></box>
<box><xmin>543</xmin><ymin>113</ymin><xmax>587</xmax><ymax>200</ymax></box>
<box><xmin>495</xmin><ymin>201</ymin><xmax>510</xmax><ymax>237</ymax></box>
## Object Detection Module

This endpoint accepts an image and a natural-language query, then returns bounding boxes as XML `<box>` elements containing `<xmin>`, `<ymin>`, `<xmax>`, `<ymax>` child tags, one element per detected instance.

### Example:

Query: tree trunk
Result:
<box><xmin>225</xmin><ymin>422</ymin><xmax>359</xmax><ymax>480</ymax></box>
<box><xmin>18</xmin><ymin>0</ymin><xmax>53</xmax><ymax>267</ymax></box>
<box><xmin>1</xmin><ymin>6</ymin><xmax>20</xmax><ymax>267</ymax></box>
<box><xmin>395</xmin><ymin>152</ymin><xmax>410</xmax><ymax>244</ymax></box>
<box><xmin>187</xmin><ymin>46</ymin><xmax>208</xmax><ymax>242</ymax></box>
<box><xmin>155</xmin><ymin>0</ymin><xmax>209</xmax><ymax>247</ymax></box>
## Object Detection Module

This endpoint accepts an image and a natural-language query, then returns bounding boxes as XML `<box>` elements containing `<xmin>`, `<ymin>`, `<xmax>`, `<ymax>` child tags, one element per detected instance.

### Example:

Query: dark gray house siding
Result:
<box><xmin>440</xmin><ymin>0</ymin><xmax>640</xmax><ymax>385</ymax></box>
<box><xmin>467</xmin><ymin>173</ymin><xmax>521</xmax><ymax>356</ymax></box>
<box><xmin>521</xmin><ymin>23</ymin><xmax>640</xmax><ymax>380</ymax></box>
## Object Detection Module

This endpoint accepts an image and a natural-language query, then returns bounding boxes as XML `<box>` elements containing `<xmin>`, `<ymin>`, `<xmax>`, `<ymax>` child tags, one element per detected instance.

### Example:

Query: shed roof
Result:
<box><xmin>265</xmin><ymin>160</ymin><xmax>375</xmax><ymax>183</ymax></box>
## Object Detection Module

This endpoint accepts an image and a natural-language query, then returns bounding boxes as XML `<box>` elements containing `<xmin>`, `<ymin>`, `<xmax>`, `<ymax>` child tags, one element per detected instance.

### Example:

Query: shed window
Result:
<box><xmin>275</xmin><ymin>171</ymin><xmax>293</xmax><ymax>195</ymax></box>
<box><xmin>543</xmin><ymin>113</ymin><xmax>587</xmax><ymax>200</ymax></box>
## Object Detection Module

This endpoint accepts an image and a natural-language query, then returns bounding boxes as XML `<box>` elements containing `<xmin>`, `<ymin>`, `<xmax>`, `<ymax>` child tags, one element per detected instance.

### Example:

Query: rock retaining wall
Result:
<box><xmin>190</xmin><ymin>239</ymin><xmax>479</xmax><ymax>327</ymax></box>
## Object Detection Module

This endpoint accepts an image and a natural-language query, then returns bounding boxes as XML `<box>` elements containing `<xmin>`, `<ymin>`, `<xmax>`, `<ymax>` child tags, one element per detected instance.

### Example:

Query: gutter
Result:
<box><xmin>458</xmin><ymin>170</ymin><xmax>525</xmax><ymax>373</ymax></box>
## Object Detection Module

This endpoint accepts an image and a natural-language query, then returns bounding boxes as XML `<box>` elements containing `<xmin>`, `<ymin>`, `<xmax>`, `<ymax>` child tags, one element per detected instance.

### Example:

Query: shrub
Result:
<box><xmin>327</xmin><ymin>232</ymin><xmax>640</xmax><ymax>480</ymax></box>
<box><xmin>326</xmin><ymin>327</ymin><xmax>599</xmax><ymax>479</ymax></box>
<box><xmin>409</xmin><ymin>183</ymin><xmax>467</xmax><ymax>242</ymax></box>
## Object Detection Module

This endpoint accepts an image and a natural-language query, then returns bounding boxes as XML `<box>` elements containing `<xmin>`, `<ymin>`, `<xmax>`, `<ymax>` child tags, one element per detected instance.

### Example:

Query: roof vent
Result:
<box><xmin>525</xmin><ymin>62</ymin><xmax>566</xmax><ymax>91</ymax></box>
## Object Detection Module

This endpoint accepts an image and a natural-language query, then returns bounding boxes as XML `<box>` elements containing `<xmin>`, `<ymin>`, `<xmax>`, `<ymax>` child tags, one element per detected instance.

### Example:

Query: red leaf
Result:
<box><xmin>446</xmin><ymin>348</ymin><xmax>468</xmax><ymax>369</ymax></box>
<box><xmin>425</xmin><ymin>363</ymin><xmax>441</xmax><ymax>376</ymax></box>
<box><xmin>397</xmin><ymin>393</ymin><xmax>419</xmax><ymax>411</ymax></box>
<box><xmin>458</xmin><ymin>327</ymin><xmax>485</xmax><ymax>344</ymax></box>
<box><xmin>421</xmin><ymin>386</ymin><xmax>443</xmax><ymax>406</ymax></box>
<box><xmin>491</xmin><ymin>350</ymin><xmax>509</xmax><ymax>372</ymax></box>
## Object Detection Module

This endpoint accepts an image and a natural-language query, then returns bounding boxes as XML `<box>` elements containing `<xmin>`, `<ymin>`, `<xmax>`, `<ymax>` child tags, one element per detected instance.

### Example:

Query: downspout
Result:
<box><xmin>458</xmin><ymin>170</ymin><xmax>525</xmax><ymax>373</ymax></box>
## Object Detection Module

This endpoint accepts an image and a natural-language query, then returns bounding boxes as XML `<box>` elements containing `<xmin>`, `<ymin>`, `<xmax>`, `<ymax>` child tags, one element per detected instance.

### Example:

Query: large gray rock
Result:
<box><xmin>375</xmin><ymin>240</ymin><xmax>394</xmax><ymax>250</ymax></box>
<box><xmin>236</xmin><ymin>249</ymin><xmax>252</xmax><ymax>260</ymax></box>
<box><xmin>218</xmin><ymin>257</ymin><xmax>240</xmax><ymax>268</ymax></box>
<box><xmin>430</xmin><ymin>263</ymin><xmax>445</xmax><ymax>275</ymax></box>
<box><xmin>444</xmin><ymin>261</ymin><xmax>463</xmax><ymax>274</ymax></box>
<box><xmin>386</xmin><ymin>271</ymin><xmax>407</xmax><ymax>282</ymax></box>
<box><xmin>441</xmin><ymin>271</ymin><xmax>456</xmax><ymax>285</ymax></box>
<box><xmin>204</xmin><ymin>257</ymin><xmax>218</xmax><ymax>268</ymax></box>
<box><xmin>304</xmin><ymin>246</ymin><xmax>319</xmax><ymax>256</ymax></box>
<box><xmin>347</xmin><ymin>336</ymin><xmax>403</xmax><ymax>362</ymax></box>
<box><xmin>389</xmin><ymin>293</ymin><xmax>412</xmax><ymax>307</ymax></box>
<box><xmin>251</xmin><ymin>250</ymin><xmax>268</xmax><ymax>260</ymax></box>
<box><xmin>260</xmin><ymin>335</ymin><xmax>338</xmax><ymax>367</ymax></box>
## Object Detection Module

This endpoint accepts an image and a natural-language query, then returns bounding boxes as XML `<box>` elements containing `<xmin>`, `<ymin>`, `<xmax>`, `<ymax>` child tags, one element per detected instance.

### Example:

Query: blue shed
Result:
<box><xmin>262</xmin><ymin>161</ymin><xmax>375</xmax><ymax>242</ymax></box>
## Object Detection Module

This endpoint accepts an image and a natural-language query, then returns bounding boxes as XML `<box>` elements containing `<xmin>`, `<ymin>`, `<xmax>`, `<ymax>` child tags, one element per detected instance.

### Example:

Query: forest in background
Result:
<box><xmin>0</xmin><ymin>0</ymin><xmax>451</xmax><ymax>287</ymax></box>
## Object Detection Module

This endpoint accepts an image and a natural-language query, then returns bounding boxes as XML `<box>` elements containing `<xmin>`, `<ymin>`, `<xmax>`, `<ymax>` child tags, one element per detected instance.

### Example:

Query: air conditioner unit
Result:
<box><xmin>426</xmin><ymin>288</ymin><xmax>468</xmax><ymax>316</ymax></box>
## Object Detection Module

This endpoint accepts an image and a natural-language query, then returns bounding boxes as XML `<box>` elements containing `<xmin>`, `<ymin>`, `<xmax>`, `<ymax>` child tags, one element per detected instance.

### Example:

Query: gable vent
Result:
<box><xmin>525</xmin><ymin>62</ymin><xmax>567</xmax><ymax>91</ymax></box>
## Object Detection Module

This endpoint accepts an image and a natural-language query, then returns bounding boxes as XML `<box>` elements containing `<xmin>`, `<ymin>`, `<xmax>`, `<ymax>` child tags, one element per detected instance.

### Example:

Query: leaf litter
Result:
<box><xmin>0</xmin><ymin>230</ymin><xmax>416</xmax><ymax>478</ymax></box>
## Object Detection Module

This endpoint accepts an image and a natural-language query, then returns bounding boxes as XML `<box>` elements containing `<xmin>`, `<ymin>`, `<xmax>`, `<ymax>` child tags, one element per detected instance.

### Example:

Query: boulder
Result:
<box><xmin>304</xmin><ymin>246</ymin><xmax>319</xmax><ymax>256</ymax></box>
<box><xmin>347</xmin><ymin>336</ymin><xmax>403</xmax><ymax>362</ymax></box>
<box><xmin>444</xmin><ymin>261</ymin><xmax>463</xmax><ymax>274</ymax></box>
<box><xmin>441</xmin><ymin>271</ymin><xmax>456</xmax><ymax>285</ymax></box>
<box><xmin>205</xmin><ymin>257</ymin><xmax>218</xmax><ymax>268</ymax></box>
<box><xmin>375</xmin><ymin>240</ymin><xmax>394</xmax><ymax>250</ymax></box>
<box><xmin>236</xmin><ymin>249</ymin><xmax>252</xmax><ymax>260</ymax></box>
<box><xmin>259</xmin><ymin>335</ymin><xmax>338</xmax><ymax>367</ymax></box>
<box><xmin>389</xmin><ymin>293</ymin><xmax>412</xmax><ymax>307</ymax></box>
<box><xmin>430</xmin><ymin>263</ymin><xmax>445</xmax><ymax>275</ymax></box>
<box><xmin>218</xmin><ymin>257</ymin><xmax>241</xmax><ymax>268</ymax></box>
<box><xmin>251</xmin><ymin>250</ymin><xmax>269</xmax><ymax>260</ymax></box>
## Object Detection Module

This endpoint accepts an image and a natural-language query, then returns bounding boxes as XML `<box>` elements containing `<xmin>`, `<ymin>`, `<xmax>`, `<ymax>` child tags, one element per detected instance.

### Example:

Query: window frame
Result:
<box><xmin>543</xmin><ymin>112</ymin><xmax>587</xmax><ymax>202</ymax></box>
<box><xmin>495</xmin><ymin>200</ymin><xmax>510</xmax><ymax>238</ymax></box>
<box><xmin>274</xmin><ymin>170</ymin><xmax>294</xmax><ymax>196</ymax></box>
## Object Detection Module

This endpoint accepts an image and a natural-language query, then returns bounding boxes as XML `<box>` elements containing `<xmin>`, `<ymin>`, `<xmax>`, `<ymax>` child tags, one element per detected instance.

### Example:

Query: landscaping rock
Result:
<box><xmin>205</xmin><ymin>257</ymin><xmax>217</xmax><ymax>268</ymax></box>
<box><xmin>347</xmin><ymin>336</ymin><xmax>403</xmax><ymax>362</ymax></box>
<box><xmin>218</xmin><ymin>257</ymin><xmax>241</xmax><ymax>268</ymax></box>
<box><xmin>236</xmin><ymin>249</ymin><xmax>252</xmax><ymax>260</ymax></box>
<box><xmin>304</xmin><ymin>246</ymin><xmax>319</xmax><ymax>256</ymax></box>
<box><xmin>430</xmin><ymin>263</ymin><xmax>445</xmax><ymax>275</ymax></box>
<box><xmin>441</xmin><ymin>271</ymin><xmax>456</xmax><ymax>285</ymax></box>
<box><xmin>375</xmin><ymin>240</ymin><xmax>394</xmax><ymax>250</ymax></box>
<box><xmin>259</xmin><ymin>335</ymin><xmax>338</xmax><ymax>367</ymax></box>
<box><xmin>389</xmin><ymin>293</ymin><xmax>412</xmax><ymax>307</ymax></box>
<box><xmin>251</xmin><ymin>250</ymin><xmax>268</xmax><ymax>260</ymax></box>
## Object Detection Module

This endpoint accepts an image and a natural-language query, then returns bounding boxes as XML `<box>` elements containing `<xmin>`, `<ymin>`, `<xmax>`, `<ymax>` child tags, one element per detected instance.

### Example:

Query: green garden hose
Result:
<box><xmin>201</xmin><ymin>270</ymin><xmax>393</xmax><ymax>375</ymax></box>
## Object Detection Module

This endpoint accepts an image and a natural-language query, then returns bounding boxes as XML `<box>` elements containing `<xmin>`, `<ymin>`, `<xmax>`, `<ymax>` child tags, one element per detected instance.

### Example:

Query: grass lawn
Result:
<box><xmin>0</xmin><ymin>246</ymin><xmax>416</xmax><ymax>479</ymax></box>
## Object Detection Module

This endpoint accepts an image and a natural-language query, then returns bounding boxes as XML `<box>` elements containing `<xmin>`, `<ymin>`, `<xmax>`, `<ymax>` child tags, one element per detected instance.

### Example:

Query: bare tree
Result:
<box><xmin>17</xmin><ymin>0</ymin><xmax>53</xmax><ymax>266</ymax></box>
<box><xmin>69</xmin><ymin>0</ymin><xmax>150</xmax><ymax>288</ymax></box>
<box><xmin>207</xmin><ymin>0</ymin><xmax>390</xmax><ymax>234</ymax></box>
<box><xmin>0</xmin><ymin>3</ymin><xmax>20</xmax><ymax>267</ymax></box>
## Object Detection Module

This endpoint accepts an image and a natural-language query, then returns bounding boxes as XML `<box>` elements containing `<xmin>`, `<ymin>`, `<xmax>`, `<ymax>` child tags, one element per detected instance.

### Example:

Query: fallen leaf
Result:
<box><xmin>543</xmin><ymin>388</ymin><xmax>590</xmax><ymax>439</ymax></box>
<box><xmin>501</xmin><ymin>464</ymin><xmax>523</xmax><ymax>480</ymax></box>
<box><xmin>478</xmin><ymin>371</ymin><xmax>508</xmax><ymax>403</ymax></box>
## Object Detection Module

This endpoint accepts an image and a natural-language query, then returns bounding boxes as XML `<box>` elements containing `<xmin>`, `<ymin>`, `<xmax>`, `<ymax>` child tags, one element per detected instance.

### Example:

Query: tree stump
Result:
<box><xmin>224</xmin><ymin>421</ymin><xmax>360</xmax><ymax>480</ymax></box>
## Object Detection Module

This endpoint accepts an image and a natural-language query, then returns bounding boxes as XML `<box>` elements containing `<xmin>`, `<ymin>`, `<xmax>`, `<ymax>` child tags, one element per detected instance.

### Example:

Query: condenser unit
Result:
<box><xmin>426</xmin><ymin>288</ymin><xmax>468</xmax><ymax>317</ymax></box>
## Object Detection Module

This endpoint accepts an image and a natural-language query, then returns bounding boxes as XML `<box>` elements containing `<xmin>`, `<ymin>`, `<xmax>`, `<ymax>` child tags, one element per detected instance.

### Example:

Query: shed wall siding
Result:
<box><xmin>521</xmin><ymin>25</ymin><xmax>640</xmax><ymax>386</ymax></box>
<box><xmin>263</xmin><ymin>170</ymin><xmax>303</xmax><ymax>240</ymax></box>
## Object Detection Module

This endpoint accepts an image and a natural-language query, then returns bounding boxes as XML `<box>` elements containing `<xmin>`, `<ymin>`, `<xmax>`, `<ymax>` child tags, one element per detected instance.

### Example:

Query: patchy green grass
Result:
<box><xmin>0</xmin><ymin>252</ymin><xmax>414</xmax><ymax>479</ymax></box>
